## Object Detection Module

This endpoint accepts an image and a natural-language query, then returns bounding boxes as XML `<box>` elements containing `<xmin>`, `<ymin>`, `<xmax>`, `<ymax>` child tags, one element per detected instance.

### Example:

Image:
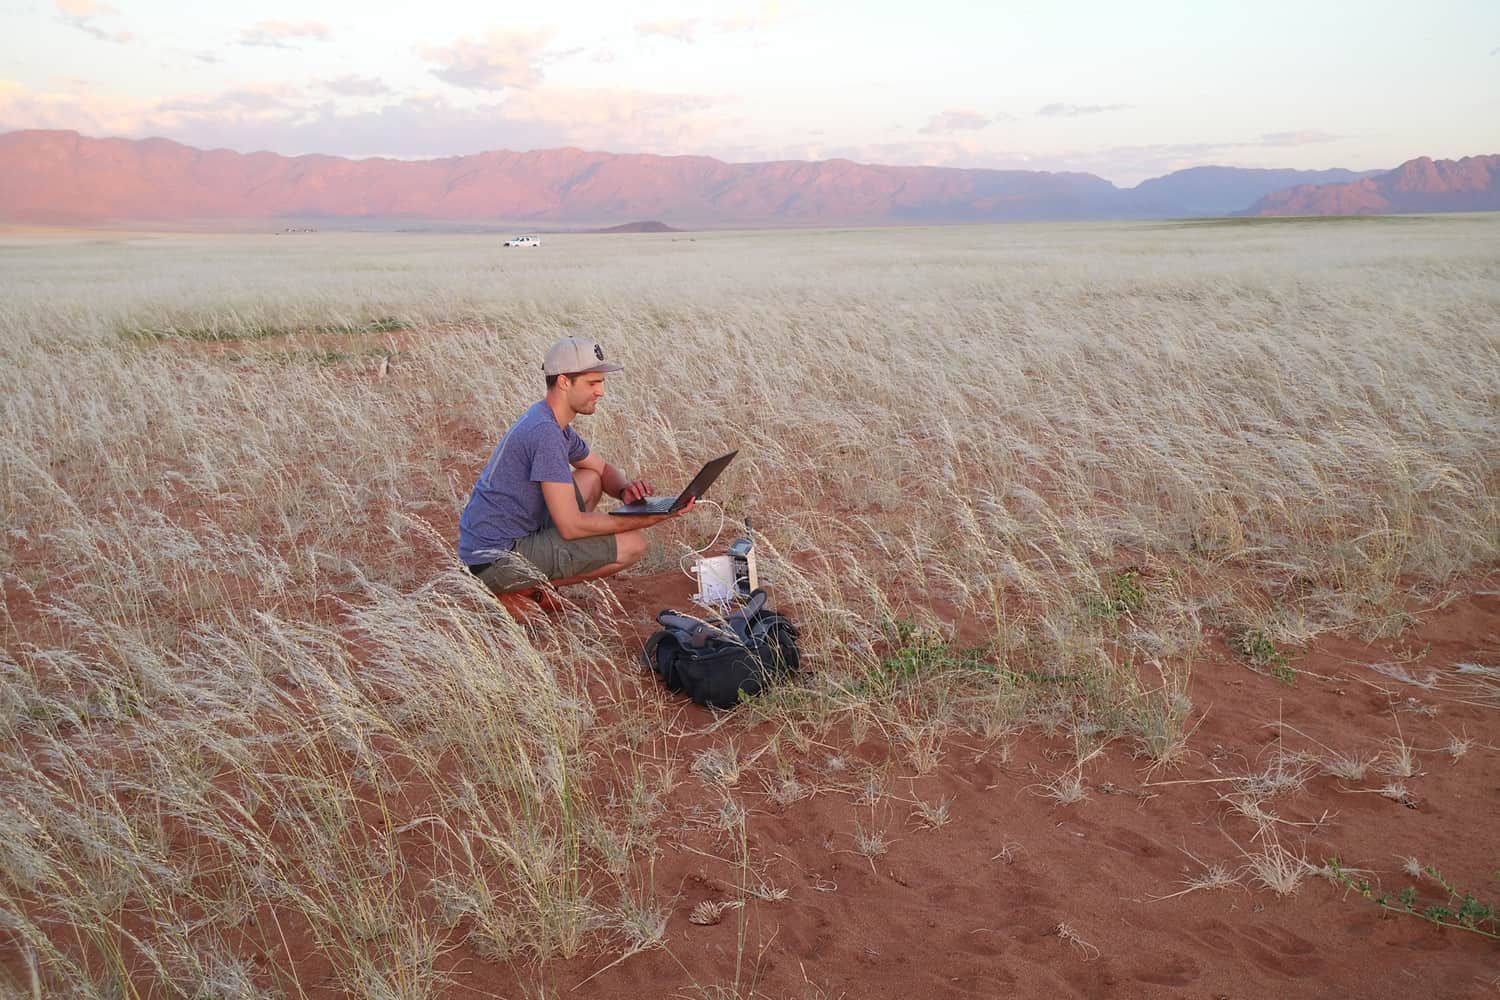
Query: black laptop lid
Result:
<box><xmin>610</xmin><ymin>450</ymin><xmax>738</xmax><ymax>515</ymax></box>
<box><xmin>668</xmin><ymin>450</ymin><xmax>737</xmax><ymax>511</ymax></box>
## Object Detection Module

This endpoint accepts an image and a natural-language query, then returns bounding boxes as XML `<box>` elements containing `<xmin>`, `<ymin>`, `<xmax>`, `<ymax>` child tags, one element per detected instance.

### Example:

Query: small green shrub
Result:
<box><xmin>1230</xmin><ymin>627</ymin><xmax>1295</xmax><ymax>683</ymax></box>
<box><xmin>1325</xmin><ymin>858</ymin><xmax>1499</xmax><ymax>941</ymax></box>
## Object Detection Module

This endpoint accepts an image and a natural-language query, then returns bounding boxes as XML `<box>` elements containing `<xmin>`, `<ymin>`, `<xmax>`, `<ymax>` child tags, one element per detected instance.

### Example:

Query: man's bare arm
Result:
<box><xmin>540</xmin><ymin>480</ymin><xmax>688</xmax><ymax>539</ymax></box>
<box><xmin>575</xmin><ymin>452</ymin><xmax>653</xmax><ymax>503</ymax></box>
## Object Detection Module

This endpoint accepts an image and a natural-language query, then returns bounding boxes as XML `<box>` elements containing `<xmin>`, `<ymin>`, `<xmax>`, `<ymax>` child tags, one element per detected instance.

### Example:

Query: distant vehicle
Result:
<box><xmin>503</xmin><ymin>235</ymin><xmax>542</xmax><ymax>247</ymax></box>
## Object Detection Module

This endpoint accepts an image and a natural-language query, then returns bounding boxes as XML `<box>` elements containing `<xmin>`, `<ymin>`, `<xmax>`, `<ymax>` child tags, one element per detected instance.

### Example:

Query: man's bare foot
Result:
<box><xmin>496</xmin><ymin>591</ymin><xmax>546</xmax><ymax>623</ymax></box>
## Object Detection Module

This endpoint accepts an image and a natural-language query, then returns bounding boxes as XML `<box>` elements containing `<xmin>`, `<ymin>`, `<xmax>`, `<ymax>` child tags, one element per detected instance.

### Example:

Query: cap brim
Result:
<box><xmin>543</xmin><ymin>362</ymin><xmax>626</xmax><ymax>375</ymax></box>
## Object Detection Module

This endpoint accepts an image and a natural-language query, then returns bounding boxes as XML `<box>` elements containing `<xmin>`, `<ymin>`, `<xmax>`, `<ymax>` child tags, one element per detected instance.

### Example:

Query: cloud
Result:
<box><xmin>500</xmin><ymin>86</ymin><xmax>730</xmax><ymax>151</ymax></box>
<box><xmin>918</xmin><ymin>109</ymin><xmax>993</xmax><ymax>135</ymax></box>
<box><xmin>715</xmin><ymin>4</ymin><xmax>792</xmax><ymax>32</ymax></box>
<box><xmin>237</xmin><ymin>21</ymin><xmax>334</xmax><ymax>49</ymax></box>
<box><xmin>636</xmin><ymin>7</ymin><xmax>788</xmax><ymax>42</ymax></box>
<box><xmin>1259</xmin><ymin>130</ymin><xmax>1340</xmax><ymax>147</ymax></box>
<box><xmin>416</xmin><ymin>27</ymin><xmax>555</xmax><ymax>90</ymax></box>
<box><xmin>154</xmin><ymin>85</ymin><xmax>300</xmax><ymax>115</ymax></box>
<box><xmin>54</xmin><ymin>0</ymin><xmax>131</xmax><ymax>43</ymax></box>
<box><xmin>1037</xmin><ymin>102</ymin><xmax>1129</xmax><ymax>118</ymax></box>
<box><xmin>322</xmin><ymin>75</ymin><xmax>391</xmax><ymax>98</ymax></box>
<box><xmin>56</xmin><ymin>0</ymin><xmax>115</xmax><ymax>15</ymax></box>
<box><xmin>636</xmin><ymin>18</ymin><xmax>698</xmax><ymax>42</ymax></box>
<box><xmin>0</xmin><ymin>77</ymin><xmax>731</xmax><ymax>163</ymax></box>
<box><xmin>0</xmin><ymin>78</ymin><xmax>160</xmax><ymax>136</ymax></box>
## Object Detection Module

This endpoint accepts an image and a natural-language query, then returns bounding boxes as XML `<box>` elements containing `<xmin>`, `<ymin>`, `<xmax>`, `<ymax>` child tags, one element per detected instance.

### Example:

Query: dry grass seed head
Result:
<box><xmin>1377</xmin><ymin>737</ymin><xmax>1420</xmax><ymax>778</ymax></box>
<box><xmin>990</xmin><ymin>842</ymin><xmax>1023</xmax><ymax>864</ymax></box>
<box><xmin>1443</xmin><ymin>732</ymin><xmax>1474</xmax><ymax>761</ymax></box>
<box><xmin>763</xmin><ymin>769</ymin><xmax>810</xmax><ymax>806</ymax></box>
<box><xmin>1181</xmin><ymin>862</ymin><xmax>1238</xmax><ymax>894</ymax></box>
<box><xmin>1321</xmin><ymin>750</ymin><xmax>1371</xmax><ymax>781</ymax></box>
<box><xmin>852</xmin><ymin>823</ymin><xmax>889</xmax><ymax>860</ymax></box>
<box><xmin>1054</xmin><ymin>922</ymin><xmax>1101</xmax><ymax>960</ymax></box>
<box><xmin>1241</xmin><ymin>841</ymin><xmax>1308</xmax><ymax>897</ymax></box>
<box><xmin>1234</xmin><ymin>751</ymin><xmax>1314</xmax><ymax>799</ymax></box>
<box><xmin>745</xmin><ymin>880</ymin><xmax>790</xmax><ymax>903</ymax></box>
<box><xmin>1378</xmin><ymin>781</ymin><xmax>1413</xmax><ymax>805</ymax></box>
<box><xmin>688</xmin><ymin>899</ymin><xmax>743</xmax><ymax>926</ymax></box>
<box><xmin>910</xmin><ymin>797</ymin><xmax>953</xmax><ymax>829</ymax></box>
<box><xmin>691</xmin><ymin>745</ymin><xmax>742</xmax><ymax>787</ymax></box>
<box><xmin>1034</xmin><ymin>771</ymin><xmax>1089</xmax><ymax>806</ymax></box>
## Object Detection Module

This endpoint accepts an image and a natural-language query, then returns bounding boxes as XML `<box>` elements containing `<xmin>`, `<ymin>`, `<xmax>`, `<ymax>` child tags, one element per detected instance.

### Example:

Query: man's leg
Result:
<box><xmin>548</xmin><ymin>529</ymin><xmax>647</xmax><ymax>588</ymax></box>
<box><xmin>535</xmin><ymin>468</ymin><xmax>640</xmax><ymax>592</ymax></box>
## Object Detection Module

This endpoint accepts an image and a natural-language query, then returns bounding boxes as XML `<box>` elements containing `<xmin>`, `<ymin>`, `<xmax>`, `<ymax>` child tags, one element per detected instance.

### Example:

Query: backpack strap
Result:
<box><xmin>721</xmin><ymin>589</ymin><xmax>769</xmax><ymax>644</ymax></box>
<box><xmin>643</xmin><ymin>630</ymin><xmax>668</xmax><ymax>674</ymax></box>
<box><xmin>656</xmin><ymin>611</ymin><xmax>737</xmax><ymax>648</ymax></box>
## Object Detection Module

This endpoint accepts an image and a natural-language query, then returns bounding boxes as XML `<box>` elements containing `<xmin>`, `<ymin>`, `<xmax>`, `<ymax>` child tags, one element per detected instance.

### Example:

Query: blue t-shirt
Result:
<box><xmin>458</xmin><ymin>401</ymin><xmax>589</xmax><ymax>564</ymax></box>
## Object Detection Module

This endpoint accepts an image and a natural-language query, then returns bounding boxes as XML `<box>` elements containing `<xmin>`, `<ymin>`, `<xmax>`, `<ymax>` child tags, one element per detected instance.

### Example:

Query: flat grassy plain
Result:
<box><xmin>1</xmin><ymin>217</ymin><xmax>1498</xmax><ymax>998</ymax></box>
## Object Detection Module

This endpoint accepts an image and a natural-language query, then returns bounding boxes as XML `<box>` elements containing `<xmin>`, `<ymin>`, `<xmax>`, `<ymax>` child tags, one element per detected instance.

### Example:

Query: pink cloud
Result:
<box><xmin>54</xmin><ymin>0</ymin><xmax>131</xmax><ymax>43</ymax></box>
<box><xmin>715</xmin><ymin>4</ymin><xmax>792</xmax><ymax>32</ymax></box>
<box><xmin>0</xmin><ymin>77</ymin><xmax>731</xmax><ymax>163</ymax></box>
<box><xmin>237</xmin><ymin>20</ymin><xmax>334</xmax><ymax>49</ymax></box>
<box><xmin>416</xmin><ymin>28</ymin><xmax>555</xmax><ymax>90</ymax></box>
<box><xmin>635</xmin><ymin>8</ymin><xmax>787</xmax><ymax>43</ymax></box>
<box><xmin>0</xmin><ymin>79</ymin><xmax>151</xmax><ymax>134</ymax></box>
<box><xmin>55</xmin><ymin>0</ymin><xmax>117</xmax><ymax>15</ymax></box>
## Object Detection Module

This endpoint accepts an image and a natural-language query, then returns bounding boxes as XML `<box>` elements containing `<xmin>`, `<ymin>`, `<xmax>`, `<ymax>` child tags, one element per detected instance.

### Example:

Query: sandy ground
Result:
<box><xmin>4</xmin><ymin>526</ymin><xmax>1496</xmax><ymax>997</ymax></box>
<box><xmin>385</xmin><ymin>569</ymin><xmax>1499</xmax><ymax>1000</ymax></box>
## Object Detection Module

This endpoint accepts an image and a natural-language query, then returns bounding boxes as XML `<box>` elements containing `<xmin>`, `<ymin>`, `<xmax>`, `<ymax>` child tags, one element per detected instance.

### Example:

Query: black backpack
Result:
<box><xmin>643</xmin><ymin>589</ymin><xmax>801</xmax><ymax>709</ymax></box>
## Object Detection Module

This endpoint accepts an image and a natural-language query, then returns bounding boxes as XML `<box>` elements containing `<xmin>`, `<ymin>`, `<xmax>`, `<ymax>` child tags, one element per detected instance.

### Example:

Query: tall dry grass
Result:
<box><xmin>0</xmin><ymin>217</ymin><xmax>1497</xmax><ymax>994</ymax></box>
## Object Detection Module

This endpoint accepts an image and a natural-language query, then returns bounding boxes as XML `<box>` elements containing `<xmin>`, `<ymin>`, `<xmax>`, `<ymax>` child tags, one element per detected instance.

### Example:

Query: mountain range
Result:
<box><xmin>1</xmin><ymin>130</ymin><xmax>1495</xmax><ymax>227</ymax></box>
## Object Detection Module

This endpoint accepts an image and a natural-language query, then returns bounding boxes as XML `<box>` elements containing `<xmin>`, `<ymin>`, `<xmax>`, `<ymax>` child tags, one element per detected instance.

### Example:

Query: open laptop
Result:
<box><xmin>610</xmin><ymin>451</ymin><xmax>737</xmax><ymax>515</ymax></box>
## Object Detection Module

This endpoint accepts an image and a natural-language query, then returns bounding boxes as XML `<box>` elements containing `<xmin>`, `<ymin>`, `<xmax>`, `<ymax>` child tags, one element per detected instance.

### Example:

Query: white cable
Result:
<box><xmin>678</xmin><ymin>499</ymin><xmax>728</xmax><ymax>582</ymax></box>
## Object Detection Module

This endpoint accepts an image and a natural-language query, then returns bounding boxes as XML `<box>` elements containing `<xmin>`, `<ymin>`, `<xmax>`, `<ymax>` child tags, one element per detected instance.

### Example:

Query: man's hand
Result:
<box><xmin>622</xmin><ymin>479</ymin><xmax>654</xmax><ymax>504</ymax></box>
<box><xmin>641</xmin><ymin>495</ymin><xmax>694</xmax><ymax>527</ymax></box>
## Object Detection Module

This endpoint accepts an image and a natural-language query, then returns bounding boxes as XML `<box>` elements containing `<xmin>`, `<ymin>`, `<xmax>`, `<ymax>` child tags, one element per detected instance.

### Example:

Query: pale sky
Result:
<box><xmin>2</xmin><ymin>0</ymin><xmax>1497</xmax><ymax>185</ymax></box>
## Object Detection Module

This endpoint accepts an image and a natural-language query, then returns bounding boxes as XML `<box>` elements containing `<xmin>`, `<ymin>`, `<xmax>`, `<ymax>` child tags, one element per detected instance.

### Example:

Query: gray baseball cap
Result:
<box><xmin>542</xmin><ymin>336</ymin><xmax>624</xmax><ymax>376</ymax></box>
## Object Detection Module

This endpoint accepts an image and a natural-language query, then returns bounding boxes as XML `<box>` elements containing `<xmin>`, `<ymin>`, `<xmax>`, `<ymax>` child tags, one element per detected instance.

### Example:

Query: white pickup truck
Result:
<box><xmin>503</xmin><ymin>235</ymin><xmax>542</xmax><ymax>247</ymax></box>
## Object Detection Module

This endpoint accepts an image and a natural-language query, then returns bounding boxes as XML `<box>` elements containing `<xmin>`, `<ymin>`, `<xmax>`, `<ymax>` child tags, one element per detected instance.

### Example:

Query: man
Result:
<box><xmin>459</xmin><ymin>336</ymin><xmax>693</xmax><ymax>619</ymax></box>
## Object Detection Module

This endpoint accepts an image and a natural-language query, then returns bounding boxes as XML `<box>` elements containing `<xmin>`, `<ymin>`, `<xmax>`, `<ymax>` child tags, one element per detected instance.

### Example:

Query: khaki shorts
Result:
<box><xmin>472</xmin><ymin>482</ymin><xmax>617</xmax><ymax>594</ymax></box>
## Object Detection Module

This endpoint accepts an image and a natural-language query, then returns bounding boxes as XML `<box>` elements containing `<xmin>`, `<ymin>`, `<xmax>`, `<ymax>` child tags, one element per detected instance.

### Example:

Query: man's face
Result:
<box><xmin>563</xmin><ymin>372</ymin><xmax>607</xmax><ymax>414</ymax></box>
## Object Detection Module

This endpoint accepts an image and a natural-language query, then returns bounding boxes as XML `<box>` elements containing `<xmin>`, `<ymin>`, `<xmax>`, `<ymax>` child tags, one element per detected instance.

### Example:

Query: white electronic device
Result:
<box><xmin>690</xmin><ymin>520</ymin><xmax>761</xmax><ymax>609</ymax></box>
<box><xmin>692</xmin><ymin>554</ymin><xmax>737</xmax><ymax>605</ymax></box>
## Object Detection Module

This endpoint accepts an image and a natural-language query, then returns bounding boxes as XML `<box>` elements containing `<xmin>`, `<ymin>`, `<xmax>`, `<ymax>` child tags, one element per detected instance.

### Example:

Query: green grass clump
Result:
<box><xmin>1230</xmin><ymin>627</ymin><xmax>1296</xmax><ymax>683</ymax></box>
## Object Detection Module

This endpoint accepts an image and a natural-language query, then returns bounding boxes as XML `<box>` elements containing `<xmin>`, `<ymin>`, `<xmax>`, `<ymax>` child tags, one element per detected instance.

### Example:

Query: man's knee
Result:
<box><xmin>573</xmin><ymin>468</ymin><xmax>603</xmax><ymax>510</ymax></box>
<box><xmin>615</xmin><ymin>530</ymin><xmax>647</xmax><ymax>566</ymax></box>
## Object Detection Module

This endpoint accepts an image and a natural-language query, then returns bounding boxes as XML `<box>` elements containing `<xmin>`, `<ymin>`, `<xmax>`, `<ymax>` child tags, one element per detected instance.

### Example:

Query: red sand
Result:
<box><xmin>4</xmin><ymin>549</ymin><xmax>1496</xmax><ymax>997</ymax></box>
<box><xmin>460</xmin><ymin>572</ymin><xmax>1500</xmax><ymax>1000</ymax></box>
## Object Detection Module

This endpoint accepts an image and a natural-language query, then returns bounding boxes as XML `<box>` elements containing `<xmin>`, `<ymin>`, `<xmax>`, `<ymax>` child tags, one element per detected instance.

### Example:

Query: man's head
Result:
<box><xmin>543</xmin><ymin>337</ymin><xmax>622</xmax><ymax>417</ymax></box>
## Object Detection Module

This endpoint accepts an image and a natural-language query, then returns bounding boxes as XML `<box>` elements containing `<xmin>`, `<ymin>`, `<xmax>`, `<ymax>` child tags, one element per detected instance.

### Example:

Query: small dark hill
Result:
<box><xmin>593</xmin><ymin>220</ymin><xmax>682</xmax><ymax>233</ymax></box>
